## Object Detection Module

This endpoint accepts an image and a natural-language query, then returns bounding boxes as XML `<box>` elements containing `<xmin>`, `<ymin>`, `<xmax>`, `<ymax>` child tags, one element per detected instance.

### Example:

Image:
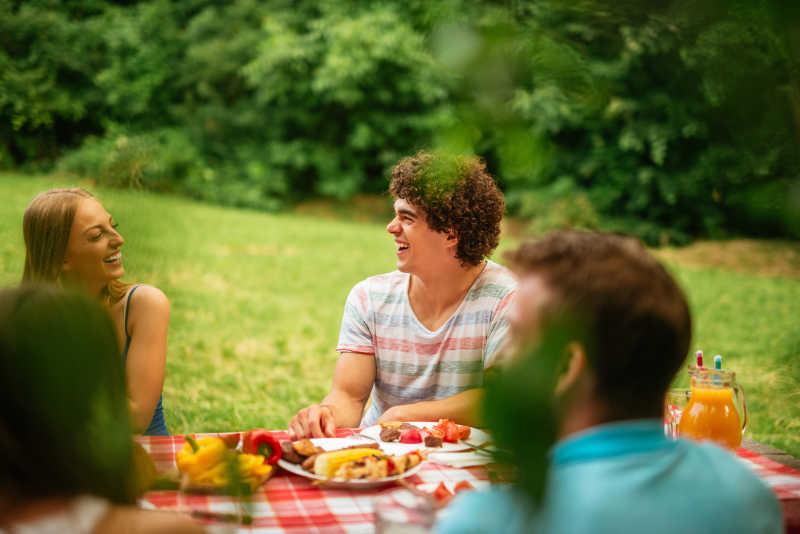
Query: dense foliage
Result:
<box><xmin>1</xmin><ymin>0</ymin><xmax>798</xmax><ymax>242</ymax></box>
<box><xmin>498</xmin><ymin>1</ymin><xmax>800</xmax><ymax>243</ymax></box>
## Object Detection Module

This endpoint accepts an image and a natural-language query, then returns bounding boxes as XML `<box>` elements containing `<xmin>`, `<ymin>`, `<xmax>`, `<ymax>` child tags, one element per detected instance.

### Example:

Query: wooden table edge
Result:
<box><xmin>742</xmin><ymin>437</ymin><xmax>800</xmax><ymax>470</ymax></box>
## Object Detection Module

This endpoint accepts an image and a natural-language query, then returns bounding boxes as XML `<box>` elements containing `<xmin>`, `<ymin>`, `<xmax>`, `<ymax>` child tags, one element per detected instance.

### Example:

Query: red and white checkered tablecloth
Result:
<box><xmin>736</xmin><ymin>448</ymin><xmax>800</xmax><ymax>533</ymax></box>
<box><xmin>137</xmin><ymin>429</ymin><xmax>488</xmax><ymax>533</ymax></box>
<box><xmin>136</xmin><ymin>430</ymin><xmax>800</xmax><ymax>534</ymax></box>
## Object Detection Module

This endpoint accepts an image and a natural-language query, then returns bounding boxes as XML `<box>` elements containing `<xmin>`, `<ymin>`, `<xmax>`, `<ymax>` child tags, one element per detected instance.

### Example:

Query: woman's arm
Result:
<box><xmin>125</xmin><ymin>285</ymin><xmax>169</xmax><ymax>434</ymax></box>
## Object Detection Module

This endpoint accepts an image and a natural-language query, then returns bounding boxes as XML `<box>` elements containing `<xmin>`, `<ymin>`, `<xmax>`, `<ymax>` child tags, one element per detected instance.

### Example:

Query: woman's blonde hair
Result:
<box><xmin>22</xmin><ymin>188</ymin><xmax>131</xmax><ymax>305</ymax></box>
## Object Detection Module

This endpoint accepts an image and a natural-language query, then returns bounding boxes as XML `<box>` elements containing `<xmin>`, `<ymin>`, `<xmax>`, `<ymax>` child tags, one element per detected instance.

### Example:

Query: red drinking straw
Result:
<box><xmin>696</xmin><ymin>350</ymin><xmax>703</xmax><ymax>368</ymax></box>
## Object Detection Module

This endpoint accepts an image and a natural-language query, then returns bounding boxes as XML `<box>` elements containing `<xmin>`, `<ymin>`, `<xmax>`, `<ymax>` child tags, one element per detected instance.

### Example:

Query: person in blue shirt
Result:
<box><xmin>437</xmin><ymin>230</ymin><xmax>782</xmax><ymax>534</ymax></box>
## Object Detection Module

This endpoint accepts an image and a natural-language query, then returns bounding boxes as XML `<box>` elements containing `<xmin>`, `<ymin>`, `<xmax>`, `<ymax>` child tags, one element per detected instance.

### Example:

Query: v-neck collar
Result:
<box><xmin>404</xmin><ymin>261</ymin><xmax>490</xmax><ymax>335</ymax></box>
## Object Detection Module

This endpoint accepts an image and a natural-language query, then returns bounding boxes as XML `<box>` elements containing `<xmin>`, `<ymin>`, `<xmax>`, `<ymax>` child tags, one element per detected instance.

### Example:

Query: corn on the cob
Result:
<box><xmin>313</xmin><ymin>448</ymin><xmax>385</xmax><ymax>478</ymax></box>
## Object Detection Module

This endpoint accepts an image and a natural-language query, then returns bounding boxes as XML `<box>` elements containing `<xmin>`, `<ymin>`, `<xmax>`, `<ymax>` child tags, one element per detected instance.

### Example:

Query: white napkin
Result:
<box><xmin>427</xmin><ymin>450</ymin><xmax>495</xmax><ymax>468</ymax></box>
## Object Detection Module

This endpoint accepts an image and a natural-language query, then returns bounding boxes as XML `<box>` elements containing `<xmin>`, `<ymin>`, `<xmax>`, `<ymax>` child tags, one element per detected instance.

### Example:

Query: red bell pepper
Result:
<box><xmin>242</xmin><ymin>429</ymin><xmax>282</xmax><ymax>465</ymax></box>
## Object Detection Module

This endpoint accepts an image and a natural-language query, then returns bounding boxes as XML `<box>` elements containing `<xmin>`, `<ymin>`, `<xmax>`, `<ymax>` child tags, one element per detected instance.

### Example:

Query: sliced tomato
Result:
<box><xmin>428</xmin><ymin>426</ymin><xmax>445</xmax><ymax>439</ymax></box>
<box><xmin>399</xmin><ymin>428</ymin><xmax>423</xmax><ymax>443</ymax></box>
<box><xmin>453</xmin><ymin>480</ymin><xmax>474</xmax><ymax>493</ymax></box>
<box><xmin>457</xmin><ymin>425</ymin><xmax>471</xmax><ymax>440</ymax></box>
<box><xmin>432</xmin><ymin>481</ymin><xmax>454</xmax><ymax>503</ymax></box>
<box><xmin>445</xmin><ymin>426</ymin><xmax>460</xmax><ymax>443</ymax></box>
<box><xmin>442</xmin><ymin>421</ymin><xmax>460</xmax><ymax>443</ymax></box>
<box><xmin>431</xmin><ymin>419</ymin><xmax>461</xmax><ymax>443</ymax></box>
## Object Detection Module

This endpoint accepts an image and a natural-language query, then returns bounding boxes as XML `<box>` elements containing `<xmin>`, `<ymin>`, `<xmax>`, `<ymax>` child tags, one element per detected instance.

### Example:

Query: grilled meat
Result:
<box><xmin>281</xmin><ymin>441</ymin><xmax>304</xmax><ymax>464</ymax></box>
<box><xmin>380</xmin><ymin>427</ymin><xmax>402</xmax><ymax>442</ymax></box>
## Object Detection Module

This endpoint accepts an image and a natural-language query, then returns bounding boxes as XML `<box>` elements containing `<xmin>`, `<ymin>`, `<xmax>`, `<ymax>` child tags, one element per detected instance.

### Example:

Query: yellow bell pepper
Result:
<box><xmin>176</xmin><ymin>436</ymin><xmax>228</xmax><ymax>480</ymax></box>
<box><xmin>237</xmin><ymin>453</ymin><xmax>274</xmax><ymax>491</ymax></box>
<box><xmin>176</xmin><ymin>435</ymin><xmax>273</xmax><ymax>492</ymax></box>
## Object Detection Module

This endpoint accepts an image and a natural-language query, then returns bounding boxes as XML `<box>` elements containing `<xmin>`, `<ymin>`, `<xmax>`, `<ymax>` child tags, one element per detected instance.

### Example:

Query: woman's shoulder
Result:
<box><xmin>128</xmin><ymin>285</ymin><xmax>169</xmax><ymax>309</ymax></box>
<box><xmin>126</xmin><ymin>285</ymin><xmax>170</xmax><ymax>324</ymax></box>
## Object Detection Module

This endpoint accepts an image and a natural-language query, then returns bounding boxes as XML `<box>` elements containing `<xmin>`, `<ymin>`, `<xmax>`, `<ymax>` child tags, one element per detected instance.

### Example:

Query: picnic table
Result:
<box><xmin>137</xmin><ymin>430</ymin><xmax>800</xmax><ymax>534</ymax></box>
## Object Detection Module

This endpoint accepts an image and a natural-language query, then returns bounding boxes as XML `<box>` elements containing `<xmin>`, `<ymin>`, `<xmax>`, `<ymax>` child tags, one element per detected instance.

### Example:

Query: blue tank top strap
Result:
<box><xmin>122</xmin><ymin>284</ymin><xmax>141</xmax><ymax>363</ymax></box>
<box><xmin>120</xmin><ymin>284</ymin><xmax>169</xmax><ymax>436</ymax></box>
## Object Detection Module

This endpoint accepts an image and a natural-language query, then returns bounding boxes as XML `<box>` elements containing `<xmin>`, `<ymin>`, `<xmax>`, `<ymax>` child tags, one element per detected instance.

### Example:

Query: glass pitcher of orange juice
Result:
<box><xmin>678</xmin><ymin>366</ymin><xmax>748</xmax><ymax>450</ymax></box>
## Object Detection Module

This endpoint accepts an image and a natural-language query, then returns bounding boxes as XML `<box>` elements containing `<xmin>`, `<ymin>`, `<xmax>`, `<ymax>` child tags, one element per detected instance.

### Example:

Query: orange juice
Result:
<box><xmin>678</xmin><ymin>386</ymin><xmax>742</xmax><ymax>449</ymax></box>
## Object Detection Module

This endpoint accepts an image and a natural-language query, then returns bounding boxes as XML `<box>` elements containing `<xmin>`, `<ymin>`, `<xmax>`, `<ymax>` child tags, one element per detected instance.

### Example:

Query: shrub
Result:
<box><xmin>58</xmin><ymin>128</ymin><xmax>202</xmax><ymax>192</ymax></box>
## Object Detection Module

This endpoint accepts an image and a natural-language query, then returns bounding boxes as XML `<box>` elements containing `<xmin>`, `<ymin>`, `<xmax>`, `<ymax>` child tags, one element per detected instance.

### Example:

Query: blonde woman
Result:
<box><xmin>22</xmin><ymin>188</ymin><xmax>169</xmax><ymax>436</ymax></box>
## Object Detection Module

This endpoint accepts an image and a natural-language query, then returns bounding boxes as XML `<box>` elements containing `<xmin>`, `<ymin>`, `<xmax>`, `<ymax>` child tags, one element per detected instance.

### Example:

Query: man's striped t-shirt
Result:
<box><xmin>336</xmin><ymin>260</ymin><xmax>517</xmax><ymax>426</ymax></box>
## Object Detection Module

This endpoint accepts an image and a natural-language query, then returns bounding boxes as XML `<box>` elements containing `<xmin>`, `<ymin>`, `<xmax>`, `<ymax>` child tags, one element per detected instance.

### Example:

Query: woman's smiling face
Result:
<box><xmin>61</xmin><ymin>198</ymin><xmax>125</xmax><ymax>294</ymax></box>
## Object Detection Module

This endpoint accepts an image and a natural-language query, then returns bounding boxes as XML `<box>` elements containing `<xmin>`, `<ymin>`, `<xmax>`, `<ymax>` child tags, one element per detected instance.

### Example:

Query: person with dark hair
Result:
<box><xmin>22</xmin><ymin>188</ymin><xmax>169</xmax><ymax>436</ymax></box>
<box><xmin>436</xmin><ymin>231</ymin><xmax>782</xmax><ymax>534</ymax></box>
<box><xmin>288</xmin><ymin>151</ymin><xmax>517</xmax><ymax>438</ymax></box>
<box><xmin>0</xmin><ymin>286</ymin><xmax>203</xmax><ymax>533</ymax></box>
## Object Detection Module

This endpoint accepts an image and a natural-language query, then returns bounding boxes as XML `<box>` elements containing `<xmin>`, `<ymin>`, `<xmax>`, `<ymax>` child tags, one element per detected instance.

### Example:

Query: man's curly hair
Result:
<box><xmin>389</xmin><ymin>150</ymin><xmax>504</xmax><ymax>266</ymax></box>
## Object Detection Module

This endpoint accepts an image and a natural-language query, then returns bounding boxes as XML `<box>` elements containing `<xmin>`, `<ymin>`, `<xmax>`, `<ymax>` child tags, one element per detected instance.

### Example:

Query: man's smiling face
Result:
<box><xmin>386</xmin><ymin>198</ymin><xmax>454</xmax><ymax>275</ymax></box>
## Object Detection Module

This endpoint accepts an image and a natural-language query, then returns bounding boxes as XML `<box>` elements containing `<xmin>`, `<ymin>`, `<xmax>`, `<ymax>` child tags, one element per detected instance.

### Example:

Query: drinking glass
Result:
<box><xmin>663</xmin><ymin>388</ymin><xmax>691</xmax><ymax>440</ymax></box>
<box><xmin>374</xmin><ymin>490</ymin><xmax>435</xmax><ymax>534</ymax></box>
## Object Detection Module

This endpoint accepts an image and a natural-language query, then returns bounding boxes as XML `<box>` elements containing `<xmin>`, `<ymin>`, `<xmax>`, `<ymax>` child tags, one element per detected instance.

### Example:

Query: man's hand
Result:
<box><xmin>286</xmin><ymin>353</ymin><xmax>376</xmax><ymax>440</ymax></box>
<box><xmin>288</xmin><ymin>404</ymin><xmax>336</xmax><ymax>440</ymax></box>
<box><xmin>375</xmin><ymin>405</ymin><xmax>412</xmax><ymax>425</ymax></box>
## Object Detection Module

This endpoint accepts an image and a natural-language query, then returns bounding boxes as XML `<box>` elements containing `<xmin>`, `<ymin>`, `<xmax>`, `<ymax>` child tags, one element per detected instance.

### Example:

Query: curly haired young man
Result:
<box><xmin>288</xmin><ymin>151</ymin><xmax>517</xmax><ymax>438</ymax></box>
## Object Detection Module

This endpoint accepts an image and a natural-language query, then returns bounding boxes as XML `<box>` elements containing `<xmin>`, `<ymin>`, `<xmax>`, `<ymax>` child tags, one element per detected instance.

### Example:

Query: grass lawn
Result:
<box><xmin>1</xmin><ymin>172</ymin><xmax>798</xmax><ymax>457</ymax></box>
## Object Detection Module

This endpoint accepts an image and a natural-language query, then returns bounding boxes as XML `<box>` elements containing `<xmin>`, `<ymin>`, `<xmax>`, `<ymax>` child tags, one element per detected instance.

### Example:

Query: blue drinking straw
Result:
<box><xmin>714</xmin><ymin>355</ymin><xmax>722</xmax><ymax>386</ymax></box>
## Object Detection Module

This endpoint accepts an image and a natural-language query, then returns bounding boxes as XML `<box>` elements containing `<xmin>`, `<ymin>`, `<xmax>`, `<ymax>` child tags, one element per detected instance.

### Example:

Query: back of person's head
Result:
<box><xmin>22</xmin><ymin>188</ymin><xmax>94</xmax><ymax>284</ymax></box>
<box><xmin>0</xmin><ymin>285</ymin><xmax>135</xmax><ymax>506</ymax></box>
<box><xmin>389</xmin><ymin>150</ymin><xmax>504</xmax><ymax>266</ymax></box>
<box><xmin>507</xmin><ymin>230</ymin><xmax>692</xmax><ymax>420</ymax></box>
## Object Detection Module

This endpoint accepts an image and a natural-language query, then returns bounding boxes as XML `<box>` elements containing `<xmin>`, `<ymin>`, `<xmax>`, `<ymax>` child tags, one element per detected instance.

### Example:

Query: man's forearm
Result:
<box><xmin>322</xmin><ymin>390</ymin><xmax>368</xmax><ymax>428</ymax></box>
<box><xmin>378</xmin><ymin>388</ymin><xmax>484</xmax><ymax>427</ymax></box>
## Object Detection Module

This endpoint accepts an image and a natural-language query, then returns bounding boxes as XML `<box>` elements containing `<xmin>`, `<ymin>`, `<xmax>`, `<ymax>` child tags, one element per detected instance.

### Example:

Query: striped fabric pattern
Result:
<box><xmin>336</xmin><ymin>260</ymin><xmax>517</xmax><ymax>426</ymax></box>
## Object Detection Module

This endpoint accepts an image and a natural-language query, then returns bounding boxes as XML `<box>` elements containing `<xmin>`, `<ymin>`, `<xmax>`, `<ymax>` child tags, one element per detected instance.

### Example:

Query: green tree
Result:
<box><xmin>0</xmin><ymin>0</ymin><xmax>105</xmax><ymax>165</ymax></box>
<box><xmin>437</xmin><ymin>0</ymin><xmax>800</xmax><ymax>242</ymax></box>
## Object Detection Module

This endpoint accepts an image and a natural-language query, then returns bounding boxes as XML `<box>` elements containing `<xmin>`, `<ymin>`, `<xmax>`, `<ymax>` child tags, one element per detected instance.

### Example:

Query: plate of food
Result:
<box><xmin>277</xmin><ymin>438</ymin><xmax>425</xmax><ymax>489</ymax></box>
<box><xmin>359</xmin><ymin>419</ymin><xmax>492</xmax><ymax>452</ymax></box>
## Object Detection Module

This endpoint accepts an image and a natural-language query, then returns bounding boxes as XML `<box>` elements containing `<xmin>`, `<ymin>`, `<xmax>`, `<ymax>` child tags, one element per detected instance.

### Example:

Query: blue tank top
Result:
<box><xmin>123</xmin><ymin>285</ymin><xmax>169</xmax><ymax>436</ymax></box>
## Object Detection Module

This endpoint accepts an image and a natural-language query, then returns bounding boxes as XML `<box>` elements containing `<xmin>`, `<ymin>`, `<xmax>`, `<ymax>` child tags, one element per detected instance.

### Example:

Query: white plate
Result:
<box><xmin>359</xmin><ymin>422</ymin><xmax>491</xmax><ymax>452</ymax></box>
<box><xmin>277</xmin><ymin>438</ymin><xmax>425</xmax><ymax>489</ymax></box>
